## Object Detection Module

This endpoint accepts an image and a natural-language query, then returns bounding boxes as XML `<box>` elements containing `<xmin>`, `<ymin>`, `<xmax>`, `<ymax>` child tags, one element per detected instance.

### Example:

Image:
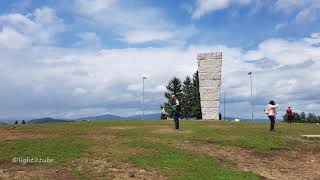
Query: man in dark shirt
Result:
<box><xmin>171</xmin><ymin>95</ymin><xmax>180</xmax><ymax>130</ymax></box>
<box><xmin>286</xmin><ymin>107</ymin><xmax>293</xmax><ymax>124</ymax></box>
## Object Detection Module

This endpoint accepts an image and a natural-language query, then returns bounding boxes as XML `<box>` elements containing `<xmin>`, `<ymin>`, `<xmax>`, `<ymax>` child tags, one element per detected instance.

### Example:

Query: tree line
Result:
<box><xmin>283</xmin><ymin>112</ymin><xmax>320</xmax><ymax>123</ymax></box>
<box><xmin>162</xmin><ymin>71</ymin><xmax>202</xmax><ymax>119</ymax></box>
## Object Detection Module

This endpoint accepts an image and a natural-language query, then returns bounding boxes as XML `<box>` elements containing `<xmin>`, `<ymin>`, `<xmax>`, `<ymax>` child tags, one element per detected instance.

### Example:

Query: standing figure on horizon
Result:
<box><xmin>265</xmin><ymin>100</ymin><xmax>279</xmax><ymax>131</ymax></box>
<box><xmin>170</xmin><ymin>95</ymin><xmax>180</xmax><ymax>130</ymax></box>
<box><xmin>161</xmin><ymin>107</ymin><xmax>167</xmax><ymax>120</ymax></box>
<box><xmin>286</xmin><ymin>107</ymin><xmax>293</xmax><ymax>124</ymax></box>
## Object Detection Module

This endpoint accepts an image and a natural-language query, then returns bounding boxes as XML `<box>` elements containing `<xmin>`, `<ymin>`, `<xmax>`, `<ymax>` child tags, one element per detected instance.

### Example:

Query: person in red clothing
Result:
<box><xmin>286</xmin><ymin>107</ymin><xmax>293</xmax><ymax>124</ymax></box>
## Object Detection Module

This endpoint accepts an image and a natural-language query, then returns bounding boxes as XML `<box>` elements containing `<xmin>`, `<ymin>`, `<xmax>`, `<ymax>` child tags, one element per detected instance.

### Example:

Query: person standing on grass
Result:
<box><xmin>170</xmin><ymin>95</ymin><xmax>180</xmax><ymax>130</ymax></box>
<box><xmin>161</xmin><ymin>107</ymin><xmax>167</xmax><ymax>120</ymax></box>
<box><xmin>265</xmin><ymin>100</ymin><xmax>279</xmax><ymax>131</ymax></box>
<box><xmin>286</xmin><ymin>107</ymin><xmax>293</xmax><ymax>124</ymax></box>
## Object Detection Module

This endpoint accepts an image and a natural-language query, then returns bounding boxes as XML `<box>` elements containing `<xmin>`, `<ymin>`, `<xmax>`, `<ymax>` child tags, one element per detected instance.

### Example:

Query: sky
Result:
<box><xmin>0</xmin><ymin>0</ymin><xmax>320</xmax><ymax>121</ymax></box>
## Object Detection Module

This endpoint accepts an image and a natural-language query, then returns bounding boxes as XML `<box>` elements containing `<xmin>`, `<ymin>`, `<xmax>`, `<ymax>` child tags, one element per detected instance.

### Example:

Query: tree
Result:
<box><xmin>283</xmin><ymin>112</ymin><xmax>301</xmax><ymax>123</ymax></box>
<box><xmin>306</xmin><ymin>113</ymin><xmax>318</xmax><ymax>123</ymax></box>
<box><xmin>191</xmin><ymin>71</ymin><xmax>202</xmax><ymax>119</ymax></box>
<box><xmin>293</xmin><ymin>113</ymin><xmax>302</xmax><ymax>122</ymax></box>
<box><xmin>181</xmin><ymin>76</ymin><xmax>193</xmax><ymax>119</ymax></box>
<box><xmin>163</xmin><ymin>77</ymin><xmax>183</xmax><ymax>117</ymax></box>
<box><xmin>300</xmin><ymin>112</ymin><xmax>306</xmax><ymax>123</ymax></box>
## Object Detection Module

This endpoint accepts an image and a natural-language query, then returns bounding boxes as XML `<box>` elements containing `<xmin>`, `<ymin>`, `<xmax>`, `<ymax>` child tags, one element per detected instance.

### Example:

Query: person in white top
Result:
<box><xmin>265</xmin><ymin>100</ymin><xmax>279</xmax><ymax>131</ymax></box>
<box><xmin>161</xmin><ymin>107</ymin><xmax>167</xmax><ymax>119</ymax></box>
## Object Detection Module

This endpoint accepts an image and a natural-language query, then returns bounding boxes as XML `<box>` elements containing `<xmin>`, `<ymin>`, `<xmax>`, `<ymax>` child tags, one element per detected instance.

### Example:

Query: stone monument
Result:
<box><xmin>197</xmin><ymin>52</ymin><xmax>222</xmax><ymax>120</ymax></box>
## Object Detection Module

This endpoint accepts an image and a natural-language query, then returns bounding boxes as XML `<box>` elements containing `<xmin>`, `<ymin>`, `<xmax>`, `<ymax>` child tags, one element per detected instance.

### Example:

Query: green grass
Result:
<box><xmin>0</xmin><ymin>138</ymin><xmax>88</xmax><ymax>164</ymax></box>
<box><xmin>0</xmin><ymin>120</ymin><xmax>319</xmax><ymax>179</ymax></box>
<box><xmin>124</xmin><ymin>140</ymin><xmax>259</xmax><ymax>180</ymax></box>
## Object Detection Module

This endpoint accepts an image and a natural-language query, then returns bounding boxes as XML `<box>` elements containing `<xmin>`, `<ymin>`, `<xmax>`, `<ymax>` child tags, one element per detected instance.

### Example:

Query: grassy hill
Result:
<box><xmin>0</xmin><ymin>120</ymin><xmax>319</xmax><ymax>179</ymax></box>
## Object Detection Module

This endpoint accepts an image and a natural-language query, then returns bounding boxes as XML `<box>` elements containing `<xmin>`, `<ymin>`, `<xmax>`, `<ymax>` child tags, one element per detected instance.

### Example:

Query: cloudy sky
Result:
<box><xmin>0</xmin><ymin>0</ymin><xmax>320</xmax><ymax>121</ymax></box>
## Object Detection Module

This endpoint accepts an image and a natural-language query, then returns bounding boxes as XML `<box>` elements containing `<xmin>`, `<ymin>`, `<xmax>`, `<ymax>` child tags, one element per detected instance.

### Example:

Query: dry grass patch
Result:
<box><xmin>0</xmin><ymin>165</ymin><xmax>76</xmax><ymax>180</ymax></box>
<box><xmin>172</xmin><ymin>141</ymin><xmax>320</xmax><ymax>180</ymax></box>
<box><xmin>107</xmin><ymin>126</ymin><xmax>137</xmax><ymax>130</ymax></box>
<box><xmin>0</xmin><ymin>129</ymin><xmax>48</xmax><ymax>142</ymax></box>
<box><xmin>151</xmin><ymin>128</ymin><xmax>192</xmax><ymax>134</ymax></box>
<box><xmin>70</xmin><ymin>156</ymin><xmax>166</xmax><ymax>180</ymax></box>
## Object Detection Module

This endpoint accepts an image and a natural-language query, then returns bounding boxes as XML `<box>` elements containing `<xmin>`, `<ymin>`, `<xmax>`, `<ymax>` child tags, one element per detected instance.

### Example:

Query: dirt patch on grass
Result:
<box><xmin>0</xmin><ymin>165</ymin><xmax>76</xmax><ymax>180</ymax></box>
<box><xmin>0</xmin><ymin>129</ymin><xmax>48</xmax><ymax>142</ymax></box>
<box><xmin>207</xmin><ymin>124</ymin><xmax>240</xmax><ymax>129</ymax></box>
<box><xmin>173</xmin><ymin>141</ymin><xmax>320</xmax><ymax>180</ymax></box>
<box><xmin>73</xmin><ymin>157</ymin><xmax>166</xmax><ymax>180</ymax></box>
<box><xmin>108</xmin><ymin>126</ymin><xmax>137</xmax><ymax>130</ymax></box>
<box><xmin>152</xmin><ymin>128</ymin><xmax>192</xmax><ymax>134</ymax></box>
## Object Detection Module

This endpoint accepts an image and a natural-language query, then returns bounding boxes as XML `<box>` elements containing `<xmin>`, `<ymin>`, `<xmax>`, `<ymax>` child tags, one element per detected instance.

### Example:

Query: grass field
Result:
<box><xmin>0</xmin><ymin>120</ymin><xmax>319</xmax><ymax>180</ymax></box>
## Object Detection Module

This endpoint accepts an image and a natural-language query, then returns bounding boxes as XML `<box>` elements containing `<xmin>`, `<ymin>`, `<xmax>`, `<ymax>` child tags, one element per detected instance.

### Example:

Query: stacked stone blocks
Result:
<box><xmin>197</xmin><ymin>52</ymin><xmax>222</xmax><ymax>120</ymax></box>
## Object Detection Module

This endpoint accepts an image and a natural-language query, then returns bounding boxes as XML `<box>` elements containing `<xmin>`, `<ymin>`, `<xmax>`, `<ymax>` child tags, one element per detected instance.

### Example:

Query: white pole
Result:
<box><xmin>142</xmin><ymin>76</ymin><xmax>147</xmax><ymax>120</ymax></box>
<box><xmin>248</xmin><ymin>72</ymin><xmax>254</xmax><ymax>121</ymax></box>
<box><xmin>224</xmin><ymin>92</ymin><xmax>226</xmax><ymax>120</ymax></box>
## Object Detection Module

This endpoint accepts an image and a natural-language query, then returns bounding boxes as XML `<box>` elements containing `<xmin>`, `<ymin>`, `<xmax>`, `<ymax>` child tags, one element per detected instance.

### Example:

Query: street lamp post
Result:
<box><xmin>248</xmin><ymin>72</ymin><xmax>254</xmax><ymax>121</ymax></box>
<box><xmin>223</xmin><ymin>92</ymin><xmax>226</xmax><ymax>121</ymax></box>
<box><xmin>142</xmin><ymin>76</ymin><xmax>147</xmax><ymax>120</ymax></box>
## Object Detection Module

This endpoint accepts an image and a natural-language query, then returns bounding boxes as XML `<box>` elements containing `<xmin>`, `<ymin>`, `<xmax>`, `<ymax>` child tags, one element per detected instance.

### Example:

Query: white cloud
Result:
<box><xmin>192</xmin><ymin>0</ymin><xmax>252</xmax><ymax>19</ymax></box>
<box><xmin>73</xmin><ymin>32</ymin><xmax>102</xmax><ymax>48</ymax></box>
<box><xmin>275</xmin><ymin>0</ymin><xmax>320</xmax><ymax>23</ymax></box>
<box><xmin>74</xmin><ymin>0</ymin><xmax>194</xmax><ymax>44</ymax></box>
<box><xmin>1</xmin><ymin>3</ymin><xmax>320</xmax><ymax>120</ymax></box>
<box><xmin>274</xmin><ymin>23</ymin><xmax>288</xmax><ymax>31</ymax></box>
<box><xmin>0</xmin><ymin>27</ymin><xmax>31</xmax><ymax>48</ymax></box>
<box><xmin>2</xmin><ymin>32</ymin><xmax>320</xmax><ymax>120</ymax></box>
<box><xmin>0</xmin><ymin>6</ymin><xmax>65</xmax><ymax>47</ymax></box>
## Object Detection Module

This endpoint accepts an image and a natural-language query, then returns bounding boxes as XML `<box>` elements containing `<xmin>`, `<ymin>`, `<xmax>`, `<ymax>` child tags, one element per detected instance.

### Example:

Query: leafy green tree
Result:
<box><xmin>191</xmin><ymin>71</ymin><xmax>202</xmax><ymax>119</ymax></box>
<box><xmin>293</xmin><ymin>112</ymin><xmax>302</xmax><ymax>122</ymax></box>
<box><xmin>283</xmin><ymin>112</ymin><xmax>301</xmax><ymax>122</ymax></box>
<box><xmin>181</xmin><ymin>76</ymin><xmax>193</xmax><ymax>119</ymax></box>
<box><xmin>306</xmin><ymin>113</ymin><xmax>318</xmax><ymax>123</ymax></box>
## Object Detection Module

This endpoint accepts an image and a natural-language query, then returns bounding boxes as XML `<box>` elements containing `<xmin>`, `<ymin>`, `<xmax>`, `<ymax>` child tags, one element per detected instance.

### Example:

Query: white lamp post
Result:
<box><xmin>142</xmin><ymin>76</ymin><xmax>147</xmax><ymax>120</ymax></box>
<box><xmin>248</xmin><ymin>72</ymin><xmax>254</xmax><ymax>121</ymax></box>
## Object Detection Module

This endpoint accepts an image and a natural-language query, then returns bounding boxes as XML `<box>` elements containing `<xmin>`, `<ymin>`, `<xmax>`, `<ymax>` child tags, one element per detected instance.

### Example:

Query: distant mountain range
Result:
<box><xmin>0</xmin><ymin>114</ymin><xmax>271</xmax><ymax>125</ymax></box>
<box><xmin>78</xmin><ymin>113</ymin><xmax>161</xmax><ymax>121</ymax></box>
<box><xmin>28</xmin><ymin>117</ymin><xmax>73</xmax><ymax>124</ymax></box>
<box><xmin>0</xmin><ymin>122</ymin><xmax>7</xmax><ymax>125</ymax></box>
<box><xmin>0</xmin><ymin>113</ymin><xmax>162</xmax><ymax>125</ymax></box>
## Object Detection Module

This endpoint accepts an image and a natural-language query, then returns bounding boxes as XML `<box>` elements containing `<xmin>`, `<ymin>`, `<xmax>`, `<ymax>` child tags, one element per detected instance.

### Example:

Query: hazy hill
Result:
<box><xmin>78</xmin><ymin>113</ymin><xmax>161</xmax><ymax>121</ymax></box>
<box><xmin>28</xmin><ymin>117</ymin><xmax>71</xmax><ymax>124</ymax></box>
<box><xmin>78</xmin><ymin>114</ymin><xmax>124</xmax><ymax>120</ymax></box>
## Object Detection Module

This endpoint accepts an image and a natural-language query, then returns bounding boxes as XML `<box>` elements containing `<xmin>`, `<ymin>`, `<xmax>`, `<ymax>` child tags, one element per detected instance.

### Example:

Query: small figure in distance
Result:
<box><xmin>265</xmin><ymin>100</ymin><xmax>279</xmax><ymax>131</ymax></box>
<box><xmin>161</xmin><ymin>106</ymin><xmax>167</xmax><ymax>120</ymax></box>
<box><xmin>22</xmin><ymin>120</ymin><xmax>26</xmax><ymax>124</ymax></box>
<box><xmin>14</xmin><ymin>120</ymin><xmax>18</xmax><ymax>125</ymax></box>
<box><xmin>286</xmin><ymin>107</ymin><xmax>293</xmax><ymax>124</ymax></box>
<box><xmin>170</xmin><ymin>95</ymin><xmax>180</xmax><ymax>130</ymax></box>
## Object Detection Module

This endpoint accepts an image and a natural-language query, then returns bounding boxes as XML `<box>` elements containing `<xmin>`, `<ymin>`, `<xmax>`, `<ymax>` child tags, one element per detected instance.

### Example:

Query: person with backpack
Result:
<box><xmin>286</xmin><ymin>107</ymin><xmax>293</xmax><ymax>124</ymax></box>
<box><xmin>170</xmin><ymin>95</ymin><xmax>180</xmax><ymax>130</ymax></box>
<box><xmin>265</xmin><ymin>100</ymin><xmax>279</xmax><ymax>131</ymax></box>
